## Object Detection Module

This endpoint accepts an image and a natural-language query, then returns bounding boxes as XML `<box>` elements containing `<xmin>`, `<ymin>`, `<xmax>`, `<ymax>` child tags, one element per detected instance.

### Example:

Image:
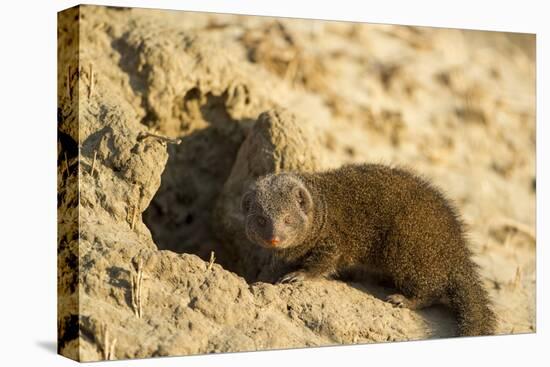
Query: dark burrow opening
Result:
<box><xmin>142</xmin><ymin>90</ymin><xmax>255</xmax><ymax>278</ymax></box>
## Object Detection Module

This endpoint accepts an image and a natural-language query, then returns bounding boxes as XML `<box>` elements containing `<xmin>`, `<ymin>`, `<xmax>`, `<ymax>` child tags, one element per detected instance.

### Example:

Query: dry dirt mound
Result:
<box><xmin>57</xmin><ymin>6</ymin><xmax>535</xmax><ymax>361</ymax></box>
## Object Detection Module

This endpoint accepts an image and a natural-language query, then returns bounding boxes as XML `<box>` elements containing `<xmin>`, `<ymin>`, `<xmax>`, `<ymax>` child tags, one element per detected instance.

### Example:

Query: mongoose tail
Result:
<box><xmin>448</xmin><ymin>268</ymin><xmax>497</xmax><ymax>336</ymax></box>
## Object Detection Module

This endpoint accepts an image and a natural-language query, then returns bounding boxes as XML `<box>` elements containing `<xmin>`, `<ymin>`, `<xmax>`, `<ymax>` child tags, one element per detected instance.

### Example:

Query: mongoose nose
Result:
<box><xmin>269</xmin><ymin>237</ymin><xmax>281</xmax><ymax>246</ymax></box>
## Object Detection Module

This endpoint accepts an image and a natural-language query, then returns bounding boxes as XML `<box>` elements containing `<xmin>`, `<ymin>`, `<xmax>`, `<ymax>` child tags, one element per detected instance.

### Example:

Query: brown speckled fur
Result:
<box><xmin>242</xmin><ymin>164</ymin><xmax>496</xmax><ymax>336</ymax></box>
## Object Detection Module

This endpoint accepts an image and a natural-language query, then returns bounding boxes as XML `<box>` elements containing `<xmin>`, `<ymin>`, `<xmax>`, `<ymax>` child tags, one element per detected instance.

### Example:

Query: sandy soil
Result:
<box><xmin>57</xmin><ymin>5</ymin><xmax>535</xmax><ymax>361</ymax></box>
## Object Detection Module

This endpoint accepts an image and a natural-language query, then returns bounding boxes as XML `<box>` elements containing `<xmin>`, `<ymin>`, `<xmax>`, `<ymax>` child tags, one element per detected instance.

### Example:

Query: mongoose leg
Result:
<box><xmin>277</xmin><ymin>270</ymin><xmax>309</xmax><ymax>284</ymax></box>
<box><xmin>278</xmin><ymin>243</ymin><xmax>339</xmax><ymax>284</ymax></box>
<box><xmin>386</xmin><ymin>293</ymin><xmax>435</xmax><ymax>310</ymax></box>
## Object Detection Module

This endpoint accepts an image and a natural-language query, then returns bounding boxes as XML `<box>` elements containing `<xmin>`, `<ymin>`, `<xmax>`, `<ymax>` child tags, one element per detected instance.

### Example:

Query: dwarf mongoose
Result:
<box><xmin>241</xmin><ymin>164</ymin><xmax>496</xmax><ymax>336</ymax></box>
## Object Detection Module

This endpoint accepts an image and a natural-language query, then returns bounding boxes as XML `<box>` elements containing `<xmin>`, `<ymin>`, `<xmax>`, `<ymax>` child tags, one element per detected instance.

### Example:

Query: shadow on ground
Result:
<box><xmin>36</xmin><ymin>340</ymin><xmax>57</xmax><ymax>354</ymax></box>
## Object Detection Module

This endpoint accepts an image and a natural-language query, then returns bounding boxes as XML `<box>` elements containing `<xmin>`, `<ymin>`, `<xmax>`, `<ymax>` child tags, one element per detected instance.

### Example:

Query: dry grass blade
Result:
<box><xmin>130</xmin><ymin>204</ymin><xmax>138</xmax><ymax>230</ymax></box>
<box><xmin>100</xmin><ymin>323</ymin><xmax>117</xmax><ymax>360</ymax></box>
<box><xmin>88</xmin><ymin>63</ymin><xmax>94</xmax><ymax>99</ymax></box>
<box><xmin>207</xmin><ymin>251</ymin><xmax>216</xmax><ymax>271</ymax></box>
<box><xmin>131</xmin><ymin>258</ymin><xmax>144</xmax><ymax>318</ymax></box>
<box><xmin>513</xmin><ymin>266</ymin><xmax>522</xmax><ymax>289</ymax></box>
<box><xmin>109</xmin><ymin>338</ymin><xmax>117</xmax><ymax>360</ymax></box>
<box><xmin>137</xmin><ymin>131</ymin><xmax>182</xmax><ymax>145</ymax></box>
<box><xmin>90</xmin><ymin>151</ymin><xmax>97</xmax><ymax>176</ymax></box>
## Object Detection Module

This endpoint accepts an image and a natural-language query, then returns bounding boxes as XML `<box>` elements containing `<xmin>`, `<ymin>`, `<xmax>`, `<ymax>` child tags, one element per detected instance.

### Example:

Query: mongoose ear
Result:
<box><xmin>295</xmin><ymin>186</ymin><xmax>313</xmax><ymax>213</ymax></box>
<box><xmin>241</xmin><ymin>191</ymin><xmax>254</xmax><ymax>213</ymax></box>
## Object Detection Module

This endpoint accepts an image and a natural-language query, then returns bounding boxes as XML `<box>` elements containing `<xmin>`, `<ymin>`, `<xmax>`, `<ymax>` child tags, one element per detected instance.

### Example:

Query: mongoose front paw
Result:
<box><xmin>277</xmin><ymin>271</ymin><xmax>308</xmax><ymax>284</ymax></box>
<box><xmin>386</xmin><ymin>294</ymin><xmax>409</xmax><ymax>308</ymax></box>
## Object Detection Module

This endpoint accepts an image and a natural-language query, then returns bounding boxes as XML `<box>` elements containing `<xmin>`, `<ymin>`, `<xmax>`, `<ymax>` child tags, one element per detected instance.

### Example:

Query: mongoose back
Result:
<box><xmin>241</xmin><ymin>163</ymin><xmax>496</xmax><ymax>336</ymax></box>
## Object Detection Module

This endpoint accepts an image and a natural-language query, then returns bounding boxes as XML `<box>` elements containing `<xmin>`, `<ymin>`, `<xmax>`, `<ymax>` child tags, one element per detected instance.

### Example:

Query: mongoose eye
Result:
<box><xmin>256</xmin><ymin>217</ymin><xmax>267</xmax><ymax>227</ymax></box>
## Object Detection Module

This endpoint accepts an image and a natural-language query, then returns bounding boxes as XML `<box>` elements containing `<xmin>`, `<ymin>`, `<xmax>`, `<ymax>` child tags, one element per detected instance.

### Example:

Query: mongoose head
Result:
<box><xmin>241</xmin><ymin>173</ymin><xmax>314</xmax><ymax>250</ymax></box>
